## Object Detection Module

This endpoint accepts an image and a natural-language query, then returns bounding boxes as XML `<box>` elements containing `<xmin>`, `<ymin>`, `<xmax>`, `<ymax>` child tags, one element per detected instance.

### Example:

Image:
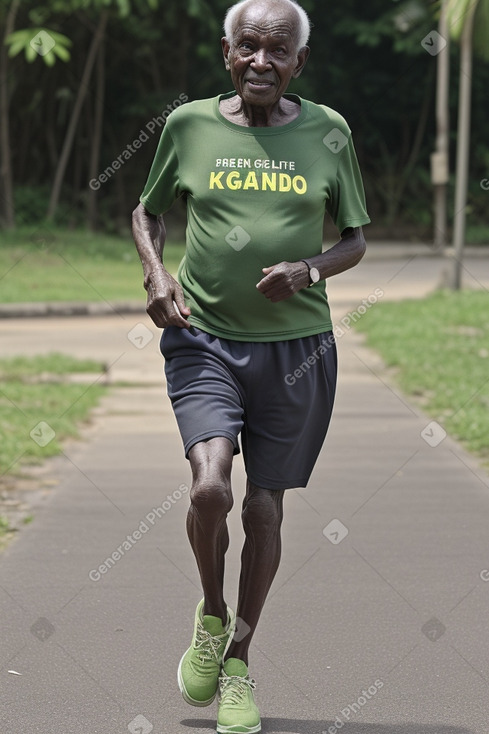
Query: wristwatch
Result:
<box><xmin>301</xmin><ymin>259</ymin><xmax>321</xmax><ymax>287</ymax></box>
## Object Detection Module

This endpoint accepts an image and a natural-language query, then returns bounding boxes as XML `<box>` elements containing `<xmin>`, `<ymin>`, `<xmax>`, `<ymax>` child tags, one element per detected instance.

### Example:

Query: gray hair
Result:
<box><xmin>223</xmin><ymin>0</ymin><xmax>311</xmax><ymax>50</ymax></box>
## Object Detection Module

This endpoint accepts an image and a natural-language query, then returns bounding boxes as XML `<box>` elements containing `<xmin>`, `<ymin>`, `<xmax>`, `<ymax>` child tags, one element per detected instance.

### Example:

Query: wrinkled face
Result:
<box><xmin>222</xmin><ymin>1</ymin><xmax>309</xmax><ymax>109</ymax></box>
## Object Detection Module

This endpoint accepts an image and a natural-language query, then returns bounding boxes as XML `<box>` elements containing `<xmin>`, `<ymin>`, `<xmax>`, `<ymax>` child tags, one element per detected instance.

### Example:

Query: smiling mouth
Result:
<box><xmin>246</xmin><ymin>79</ymin><xmax>274</xmax><ymax>88</ymax></box>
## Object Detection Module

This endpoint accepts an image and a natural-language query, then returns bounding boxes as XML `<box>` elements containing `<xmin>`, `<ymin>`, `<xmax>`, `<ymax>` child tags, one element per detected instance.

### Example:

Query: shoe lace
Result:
<box><xmin>194</xmin><ymin>623</ymin><xmax>224</xmax><ymax>665</ymax></box>
<box><xmin>219</xmin><ymin>674</ymin><xmax>256</xmax><ymax>705</ymax></box>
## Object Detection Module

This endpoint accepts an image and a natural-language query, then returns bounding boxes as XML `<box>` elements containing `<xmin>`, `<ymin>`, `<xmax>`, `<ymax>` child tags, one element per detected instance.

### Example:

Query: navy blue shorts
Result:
<box><xmin>160</xmin><ymin>326</ymin><xmax>337</xmax><ymax>490</ymax></box>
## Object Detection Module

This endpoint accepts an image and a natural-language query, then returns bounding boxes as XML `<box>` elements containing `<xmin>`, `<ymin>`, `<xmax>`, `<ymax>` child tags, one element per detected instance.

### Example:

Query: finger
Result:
<box><xmin>148</xmin><ymin>305</ymin><xmax>191</xmax><ymax>330</ymax></box>
<box><xmin>147</xmin><ymin>296</ymin><xmax>186</xmax><ymax>329</ymax></box>
<box><xmin>256</xmin><ymin>270</ymin><xmax>280</xmax><ymax>291</ymax></box>
<box><xmin>146</xmin><ymin>305</ymin><xmax>168</xmax><ymax>329</ymax></box>
<box><xmin>170</xmin><ymin>300</ymin><xmax>191</xmax><ymax>329</ymax></box>
<box><xmin>257</xmin><ymin>275</ymin><xmax>282</xmax><ymax>295</ymax></box>
<box><xmin>261</xmin><ymin>279</ymin><xmax>297</xmax><ymax>301</ymax></box>
<box><xmin>173</xmin><ymin>292</ymin><xmax>191</xmax><ymax>316</ymax></box>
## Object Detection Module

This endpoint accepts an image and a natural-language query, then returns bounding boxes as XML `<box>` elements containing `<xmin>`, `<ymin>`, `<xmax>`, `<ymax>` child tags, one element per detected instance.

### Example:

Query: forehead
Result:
<box><xmin>233</xmin><ymin>2</ymin><xmax>299</xmax><ymax>41</ymax></box>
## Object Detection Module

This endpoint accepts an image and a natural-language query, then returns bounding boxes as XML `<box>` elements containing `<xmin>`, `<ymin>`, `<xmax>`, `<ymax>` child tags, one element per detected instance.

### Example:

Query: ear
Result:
<box><xmin>221</xmin><ymin>37</ymin><xmax>231</xmax><ymax>71</ymax></box>
<box><xmin>292</xmin><ymin>45</ymin><xmax>310</xmax><ymax>79</ymax></box>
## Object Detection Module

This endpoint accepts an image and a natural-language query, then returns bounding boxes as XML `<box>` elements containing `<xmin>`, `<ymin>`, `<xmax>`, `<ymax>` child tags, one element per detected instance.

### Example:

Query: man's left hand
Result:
<box><xmin>256</xmin><ymin>261</ymin><xmax>310</xmax><ymax>303</ymax></box>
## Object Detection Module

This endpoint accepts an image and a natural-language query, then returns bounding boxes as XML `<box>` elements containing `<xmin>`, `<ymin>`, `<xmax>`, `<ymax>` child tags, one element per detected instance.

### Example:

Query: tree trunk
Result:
<box><xmin>0</xmin><ymin>0</ymin><xmax>21</xmax><ymax>229</ymax></box>
<box><xmin>382</xmin><ymin>66</ymin><xmax>434</xmax><ymax>229</ymax></box>
<box><xmin>433</xmin><ymin>0</ymin><xmax>450</xmax><ymax>252</ymax></box>
<box><xmin>46</xmin><ymin>9</ymin><xmax>109</xmax><ymax>221</ymax></box>
<box><xmin>450</xmin><ymin>1</ymin><xmax>477</xmax><ymax>289</ymax></box>
<box><xmin>86</xmin><ymin>39</ymin><xmax>105</xmax><ymax>230</ymax></box>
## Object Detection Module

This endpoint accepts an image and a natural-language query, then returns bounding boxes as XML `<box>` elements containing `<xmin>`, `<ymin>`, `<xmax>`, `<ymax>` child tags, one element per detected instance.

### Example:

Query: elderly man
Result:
<box><xmin>132</xmin><ymin>0</ymin><xmax>370</xmax><ymax>731</ymax></box>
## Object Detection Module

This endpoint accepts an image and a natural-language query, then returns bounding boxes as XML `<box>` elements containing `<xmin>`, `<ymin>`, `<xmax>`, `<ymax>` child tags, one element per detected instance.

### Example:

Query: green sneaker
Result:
<box><xmin>178</xmin><ymin>599</ymin><xmax>235</xmax><ymax>706</ymax></box>
<box><xmin>216</xmin><ymin>658</ymin><xmax>261</xmax><ymax>734</ymax></box>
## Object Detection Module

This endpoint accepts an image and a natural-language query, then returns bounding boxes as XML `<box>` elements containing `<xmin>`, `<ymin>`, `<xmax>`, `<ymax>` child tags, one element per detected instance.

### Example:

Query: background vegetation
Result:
<box><xmin>1</xmin><ymin>0</ymin><xmax>489</xmax><ymax>241</ymax></box>
<box><xmin>356</xmin><ymin>290</ymin><xmax>489</xmax><ymax>463</ymax></box>
<box><xmin>0</xmin><ymin>353</ymin><xmax>107</xmax><ymax>476</ymax></box>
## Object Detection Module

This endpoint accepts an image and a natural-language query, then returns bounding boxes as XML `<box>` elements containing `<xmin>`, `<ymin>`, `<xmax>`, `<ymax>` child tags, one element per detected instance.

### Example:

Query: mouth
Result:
<box><xmin>246</xmin><ymin>79</ymin><xmax>274</xmax><ymax>90</ymax></box>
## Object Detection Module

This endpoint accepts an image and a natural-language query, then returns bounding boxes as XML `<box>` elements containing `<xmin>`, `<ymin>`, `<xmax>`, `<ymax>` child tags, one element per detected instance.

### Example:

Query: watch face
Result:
<box><xmin>310</xmin><ymin>267</ymin><xmax>320</xmax><ymax>283</ymax></box>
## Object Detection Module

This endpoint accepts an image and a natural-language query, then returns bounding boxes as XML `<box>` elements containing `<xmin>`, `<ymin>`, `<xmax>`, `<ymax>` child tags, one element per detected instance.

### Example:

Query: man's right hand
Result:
<box><xmin>144</xmin><ymin>269</ymin><xmax>191</xmax><ymax>329</ymax></box>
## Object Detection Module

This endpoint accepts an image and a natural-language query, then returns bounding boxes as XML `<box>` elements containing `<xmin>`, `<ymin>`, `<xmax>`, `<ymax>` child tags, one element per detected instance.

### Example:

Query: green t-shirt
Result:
<box><xmin>140</xmin><ymin>92</ymin><xmax>370</xmax><ymax>342</ymax></box>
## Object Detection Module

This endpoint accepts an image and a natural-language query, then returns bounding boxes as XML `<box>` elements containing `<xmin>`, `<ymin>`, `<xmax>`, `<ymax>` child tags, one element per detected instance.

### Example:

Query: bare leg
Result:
<box><xmin>224</xmin><ymin>480</ymin><xmax>285</xmax><ymax>665</ymax></box>
<box><xmin>187</xmin><ymin>437</ymin><xmax>235</xmax><ymax>626</ymax></box>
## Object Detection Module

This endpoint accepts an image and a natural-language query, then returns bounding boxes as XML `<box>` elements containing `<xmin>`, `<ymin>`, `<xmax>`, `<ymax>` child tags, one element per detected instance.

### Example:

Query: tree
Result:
<box><xmin>42</xmin><ymin>0</ymin><xmax>157</xmax><ymax>222</ymax></box>
<box><xmin>431</xmin><ymin>0</ymin><xmax>450</xmax><ymax>252</ymax></box>
<box><xmin>0</xmin><ymin>0</ymin><xmax>21</xmax><ymax>228</ymax></box>
<box><xmin>4</xmin><ymin>8</ymin><xmax>72</xmax><ymax>227</ymax></box>
<box><xmin>46</xmin><ymin>7</ymin><xmax>109</xmax><ymax>220</ymax></box>
<box><xmin>447</xmin><ymin>0</ymin><xmax>489</xmax><ymax>288</ymax></box>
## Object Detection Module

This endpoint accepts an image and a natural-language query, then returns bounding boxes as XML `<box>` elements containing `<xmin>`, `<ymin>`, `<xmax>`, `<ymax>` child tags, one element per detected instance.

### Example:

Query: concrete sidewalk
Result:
<box><xmin>1</xmin><ymin>252</ymin><xmax>489</xmax><ymax>733</ymax></box>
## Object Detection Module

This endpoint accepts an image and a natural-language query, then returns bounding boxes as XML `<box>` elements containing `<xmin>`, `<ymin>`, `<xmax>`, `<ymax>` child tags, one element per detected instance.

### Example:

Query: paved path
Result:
<box><xmin>1</xmin><ymin>251</ymin><xmax>489</xmax><ymax>734</ymax></box>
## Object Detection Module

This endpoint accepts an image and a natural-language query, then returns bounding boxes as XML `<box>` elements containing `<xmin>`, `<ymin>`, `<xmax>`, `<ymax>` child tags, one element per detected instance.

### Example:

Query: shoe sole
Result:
<box><xmin>177</xmin><ymin>648</ymin><xmax>217</xmax><ymax>707</ymax></box>
<box><xmin>216</xmin><ymin>723</ymin><xmax>261</xmax><ymax>734</ymax></box>
<box><xmin>177</xmin><ymin>612</ymin><xmax>236</xmax><ymax>707</ymax></box>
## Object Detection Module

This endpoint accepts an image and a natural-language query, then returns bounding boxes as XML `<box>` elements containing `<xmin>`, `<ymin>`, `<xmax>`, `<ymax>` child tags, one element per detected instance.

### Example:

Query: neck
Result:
<box><xmin>220</xmin><ymin>94</ymin><xmax>300</xmax><ymax>128</ymax></box>
<box><xmin>240</xmin><ymin>100</ymin><xmax>281</xmax><ymax>127</ymax></box>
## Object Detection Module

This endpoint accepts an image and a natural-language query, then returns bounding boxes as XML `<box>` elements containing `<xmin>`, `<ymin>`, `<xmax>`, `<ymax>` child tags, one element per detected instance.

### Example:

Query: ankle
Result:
<box><xmin>224</xmin><ymin>649</ymin><xmax>248</xmax><ymax>667</ymax></box>
<box><xmin>203</xmin><ymin>602</ymin><xmax>227</xmax><ymax>627</ymax></box>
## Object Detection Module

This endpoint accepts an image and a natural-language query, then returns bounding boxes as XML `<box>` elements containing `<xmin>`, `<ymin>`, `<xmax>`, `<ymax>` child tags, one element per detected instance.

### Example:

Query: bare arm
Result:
<box><xmin>131</xmin><ymin>202</ymin><xmax>191</xmax><ymax>328</ymax></box>
<box><xmin>302</xmin><ymin>226</ymin><xmax>366</xmax><ymax>279</ymax></box>
<box><xmin>256</xmin><ymin>226</ymin><xmax>367</xmax><ymax>302</ymax></box>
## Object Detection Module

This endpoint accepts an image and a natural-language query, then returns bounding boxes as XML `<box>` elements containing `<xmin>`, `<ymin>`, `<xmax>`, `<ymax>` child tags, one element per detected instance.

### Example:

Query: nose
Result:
<box><xmin>251</xmin><ymin>48</ymin><xmax>271</xmax><ymax>71</ymax></box>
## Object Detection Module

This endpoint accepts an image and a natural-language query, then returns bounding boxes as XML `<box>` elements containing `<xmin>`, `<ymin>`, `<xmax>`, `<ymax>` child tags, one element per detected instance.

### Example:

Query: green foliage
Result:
<box><xmin>356</xmin><ymin>290</ymin><xmax>489</xmax><ymax>459</ymax></box>
<box><xmin>333</xmin><ymin>0</ymin><xmax>430</xmax><ymax>53</ymax></box>
<box><xmin>3</xmin><ymin>0</ymin><xmax>489</xmax><ymax>233</ymax></box>
<box><xmin>447</xmin><ymin>0</ymin><xmax>489</xmax><ymax>62</ymax></box>
<box><xmin>0</xmin><ymin>354</ymin><xmax>104</xmax><ymax>379</ymax></box>
<box><xmin>0</xmin><ymin>355</ymin><xmax>107</xmax><ymax>476</ymax></box>
<box><xmin>14</xmin><ymin>185</ymin><xmax>51</xmax><ymax>223</ymax></box>
<box><xmin>6</xmin><ymin>27</ymin><xmax>71</xmax><ymax>66</ymax></box>
<box><xmin>0</xmin><ymin>228</ymin><xmax>185</xmax><ymax>303</ymax></box>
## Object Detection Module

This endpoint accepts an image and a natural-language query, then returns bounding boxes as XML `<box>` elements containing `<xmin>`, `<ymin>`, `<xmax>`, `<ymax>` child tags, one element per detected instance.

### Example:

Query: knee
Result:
<box><xmin>188</xmin><ymin>438</ymin><xmax>234</xmax><ymax>516</ymax></box>
<box><xmin>190</xmin><ymin>472</ymin><xmax>233</xmax><ymax>517</ymax></box>
<box><xmin>242</xmin><ymin>489</ymin><xmax>283</xmax><ymax>535</ymax></box>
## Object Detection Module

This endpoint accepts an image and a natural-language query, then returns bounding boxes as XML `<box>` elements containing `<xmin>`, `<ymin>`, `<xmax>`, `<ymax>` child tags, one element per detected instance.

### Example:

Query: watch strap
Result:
<box><xmin>300</xmin><ymin>259</ymin><xmax>315</xmax><ymax>287</ymax></box>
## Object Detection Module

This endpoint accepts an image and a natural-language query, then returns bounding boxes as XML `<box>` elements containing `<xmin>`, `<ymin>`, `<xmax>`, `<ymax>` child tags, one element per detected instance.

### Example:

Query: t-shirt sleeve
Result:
<box><xmin>139</xmin><ymin>122</ymin><xmax>181</xmax><ymax>215</ymax></box>
<box><xmin>326</xmin><ymin>134</ymin><xmax>371</xmax><ymax>234</ymax></box>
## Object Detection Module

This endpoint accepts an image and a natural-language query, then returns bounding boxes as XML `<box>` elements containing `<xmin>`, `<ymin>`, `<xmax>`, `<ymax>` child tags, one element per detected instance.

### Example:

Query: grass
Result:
<box><xmin>0</xmin><ymin>227</ymin><xmax>185</xmax><ymax>303</ymax></box>
<box><xmin>0</xmin><ymin>353</ymin><xmax>108</xmax><ymax>477</ymax></box>
<box><xmin>355</xmin><ymin>290</ymin><xmax>489</xmax><ymax>460</ymax></box>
